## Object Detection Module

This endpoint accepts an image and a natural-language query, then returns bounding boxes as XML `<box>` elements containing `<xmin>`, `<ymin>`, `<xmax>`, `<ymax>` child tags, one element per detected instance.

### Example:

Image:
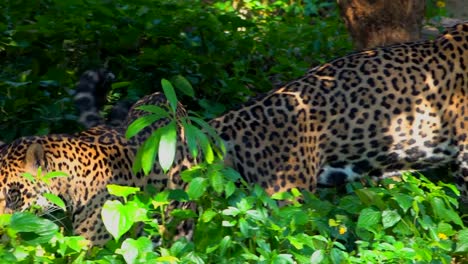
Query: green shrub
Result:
<box><xmin>0</xmin><ymin>0</ymin><xmax>350</xmax><ymax>141</ymax></box>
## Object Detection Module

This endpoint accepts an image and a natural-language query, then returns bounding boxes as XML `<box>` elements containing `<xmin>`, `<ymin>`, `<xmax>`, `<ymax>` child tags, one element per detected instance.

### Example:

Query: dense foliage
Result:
<box><xmin>0</xmin><ymin>0</ymin><xmax>350</xmax><ymax>141</ymax></box>
<box><xmin>1</xmin><ymin>0</ymin><xmax>465</xmax><ymax>263</ymax></box>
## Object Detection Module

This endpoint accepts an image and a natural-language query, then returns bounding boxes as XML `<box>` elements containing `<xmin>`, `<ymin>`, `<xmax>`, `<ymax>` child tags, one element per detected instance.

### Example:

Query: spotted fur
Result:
<box><xmin>0</xmin><ymin>23</ymin><xmax>466</xmax><ymax>247</ymax></box>
<box><xmin>0</xmin><ymin>89</ymin><xmax>193</xmax><ymax>245</ymax></box>
<box><xmin>210</xmin><ymin>22</ymin><xmax>468</xmax><ymax>199</ymax></box>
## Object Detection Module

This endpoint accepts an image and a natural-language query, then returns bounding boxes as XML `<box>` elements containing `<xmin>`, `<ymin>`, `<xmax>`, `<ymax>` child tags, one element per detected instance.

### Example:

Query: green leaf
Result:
<box><xmin>238</xmin><ymin>218</ymin><xmax>251</xmax><ymax>237</ymax></box>
<box><xmin>222</xmin><ymin>207</ymin><xmax>241</xmax><ymax>216</ymax></box>
<box><xmin>208</xmin><ymin>169</ymin><xmax>224</xmax><ymax>194</ymax></box>
<box><xmin>107</xmin><ymin>184</ymin><xmax>140</xmax><ymax>199</ymax></box>
<box><xmin>21</xmin><ymin>172</ymin><xmax>36</xmax><ymax>183</ymax></box>
<box><xmin>158</xmin><ymin>121</ymin><xmax>177</xmax><ymax>172</ymax></box>
<box><xmin>430</xmin><ymin>196</ymin><xmax>463</xmax><ymax>226</ymax></box>
<box><xmin>201</xmin><ymin>210</ymin><xmax>217</xmax><ymax>222</ymax></box>
<box><xmin>111</xmin><ymin>81</ymin><xmax>131</xmax><ymax>89</ymax></box>
<box><xmin>182</xmin><ymin>121</ymin><xmax>199</xmax><ymax>158</ymax></box>
<box><xmin>188</xmin><ymin>116</ymin><xmax>222</xmax><ymax>145</ymax></box>
<box><xmin>43</xmin><ymin>193</ymin><xmax>67</xmax><ymax>211</ymax></box>
<box><xmin>141</xmin><ymin>130</ymin><xmax>161</xmax><ymax>175</ymax></box>
<box><xmin>171</xmin><ymin>75</ymin><xmax>195</xmax><ymax>97</ymax></box>
<box><xmin>357</xmin><ymin>208</ymin><xmax>381</xmax><ymax>231</ymax></box>
<box><xmin>381</xmin><ymin>210</ymin><xmax>401</xmax><ymax>229</ymax></box>
<box><xmin>225</xmin><ymin>181</ymin><xmax>236</xmax><ymax>198</ymax></box>
<box><xmin>135</xmin><ymin>105</ymin><xmax>171</xmax><ymax>116</ymax></box>
<box><xmin>9</xmin><ymin>212</ymin><xmax>59</xmax><ymax>245</ymax></box>
<box><xmin>186</xmin><ymin>177</ymin><xmax>208</xmax><ymax>200</ymax></box>
<box><xmin>101</xmin><ymin>200</ymin><xmax>147</xmax><ymax>241</ymax></box>
<box><xmin>272</xmin><ymin>254</ymin><xmax>294</xmax><ymax>264</ymax></box>
<box><xmin>43</xmin><ymin>171</ymin><xmax>68</xmax><ymax>182</ymax></box>
<box><xmin>392</xmin><ymin>193</ymin><xmax>413</xmax><ymax>212</ymax></box>
<box><xmin>455</xmin><ymin>229</ymin><xmax>468</xmax><ymax>253</ymax></box>
<box><xmin>310</xmin><ymin>250</ymin><xmax>325</xmax><ymax>263</ymax></box>
<box><xmin>119</xmin><ymin>237</ymin><xmax>154</xmax><ymax>264</ymax></box>
<box><xmin>161</xmin><ymin>79</ymin><xmax>178</xmax><ymax>113</ymax></box>
<box><xmin>194</xmin><ymin>128</ymin><xmax>214</xmax><ymax>163</ymax></box>
<box><xmin>126</xmin><ymin>114</ymin><xmax>167</xmax><ymax>139</ymax></box>
<box><xmin>102</xmin><ymin>200</ymin><xmax>132</xmax><ymax>241</ymax></box>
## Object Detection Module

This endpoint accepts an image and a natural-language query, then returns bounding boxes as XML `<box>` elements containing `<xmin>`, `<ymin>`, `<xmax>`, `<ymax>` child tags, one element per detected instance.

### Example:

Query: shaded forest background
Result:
<box><xmin>0</xmin><ymin>0</ymin><xmax>454</xmax><ymax>142</ymax></box>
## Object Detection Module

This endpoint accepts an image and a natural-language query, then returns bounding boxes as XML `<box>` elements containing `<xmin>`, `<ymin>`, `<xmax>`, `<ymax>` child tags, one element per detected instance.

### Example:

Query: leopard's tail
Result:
<box><xmin>73</xmin><ymin>69</ymin><xmax>116</xmax><ymax>128</ymax></box>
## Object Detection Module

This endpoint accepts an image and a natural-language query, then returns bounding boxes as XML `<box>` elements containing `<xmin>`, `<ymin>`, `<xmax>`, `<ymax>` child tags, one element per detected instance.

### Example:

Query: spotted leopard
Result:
<box><xmin>209</xmin><ymin>22</ymin><xmax>467</xmax><ymax>199</ymax></box>
<box><xmin>0</xmin><ymin>74</ymin><xmax>193</xmax><ymax>245</ymax></box>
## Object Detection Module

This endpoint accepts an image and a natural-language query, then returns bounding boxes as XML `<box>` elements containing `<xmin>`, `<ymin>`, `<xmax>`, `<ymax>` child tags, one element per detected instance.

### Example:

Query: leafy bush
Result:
<box><xmin>0</xmin><ymin>0</ymin><xmax>350</xmax><ymax>141</ymax></box>
<box><xmin>1</xmin><ymin>171</ymin><xmax>466</xmax><ymax>263</ymax></box>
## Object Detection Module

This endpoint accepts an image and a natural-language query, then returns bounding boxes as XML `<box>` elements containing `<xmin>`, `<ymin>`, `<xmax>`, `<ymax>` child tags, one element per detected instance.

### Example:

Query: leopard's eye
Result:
<box><xmin>6</xmin><ymin>183</ymin><xmax>24</xmax><ymax>210</ymax></box>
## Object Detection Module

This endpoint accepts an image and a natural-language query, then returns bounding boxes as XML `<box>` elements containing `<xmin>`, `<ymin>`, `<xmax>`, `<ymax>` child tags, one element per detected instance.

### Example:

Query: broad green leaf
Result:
<box><xmin>208</xmin><ymin>169</ymin><xmax>224</xmax><ymax>194</ymax></box>
<box><xmin>381</xmin><ymin>210</ymin><xmax>401</xmax><ymax>229</ymax></box>
<box><xmin>392</xmin><ymin>193</ymin><xmax>413</xmax><ymax>212</ymax></box>
<box><xmin>357</xmin><ymin>208</ymin><xmax>381</xmax><ymax>230</ymax></box>
<box><xmin>272</xmin><ymin>254</ymin><xmax>294</xmax><ymax>264</ymax></box>
<box><xmin>126</xmin><ymin>114</ymin><xmax>167</xmax><ymax>139</ymax></box>
<box><xmin>430</xmin><ymin>196</ymin><xmax>463</xmax><ymax>226</ymax></box>
<box><xmin>225</xmin><ymin>181</ymin><xmax>236</xmax><ymax>198</ymax></box>
<box><xmin>186</xmin><ymin>177</ymin><xmax>208</xmax><ymax>200</ymax></box>
<box><xmin>102</xmin><ymin>200</ymin><xmax>147</xmax><ymax>241</ymax></box>
<box><xmin>455</xmin><ymin>229</ymin><xmax>468</xmax><ymax>253</ymax></box>
<box><xmin>310</xmin><ymin>250</ymin><xmax>325</xmax><ymax>263</ymax></box>
<box><xmin>238</xmin><ymin>218</ymin><xmax>251</xmax><ymax>237</ymax></box>
<box><xmin>119</xmin><ymin>237</ymin><xmax>154</xmax><ymax>264</ymax></box>
<box><xmin>222</xmin><ymin>207</ymin><xmax>241</xmax><ymax>216</ymax></box>
<box><xmin>43</xmin><ymin>193</ymin><xmax>67</xmax><ymax>211</ymax></box>
<box><xmin>102</xmin><ymin>200</ymin><xmax>132</xmax><ymax>241</ymax></box>
<box><xmin>9</xmin><ymin>212</ymin><xmax>59</xmax><ymax>245</ymax></box>
<box><xmin>222</xmin><ymin>167</ymin><xmax>242</xmax><ymax>182</ymax></box>
<box><xmin>107</xmin><ymin>184</ymin><xmax>140</xmax><ymax>199</ymax></box>
<box><xmin>158</xmin><ymin>121</ymin><xmax>177</xmax><ymax>172</ymax></box>
<box><xmin>171</xmin><ymin>75</ymin><xmax>195</xmax><ymax>97</ymax></box>
<box><xmin>161</xmin><ymin>79</ymin><xmax>178</xmax><ymax>113</ymax></box>
<box><xmin>62</xmin><ymin>236</ymin><xmax>90</xmax><ymax>253</ymax></box>
<box><xmin>355</xmin><ymin>188</ymin><xmax>386</xmax><ymax>209</ymax></box>
<box><xmin>201</xmin><ymin>210</ymin><xmax>217</xmax><ymax>222</ymax></box>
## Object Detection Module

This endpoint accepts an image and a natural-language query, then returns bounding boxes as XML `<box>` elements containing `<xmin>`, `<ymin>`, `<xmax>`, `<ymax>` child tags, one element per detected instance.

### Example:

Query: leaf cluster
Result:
<box><xmin>0</xmin><ymin>0</ymin><xmax>350</xmax><ymax>141</ymax></box>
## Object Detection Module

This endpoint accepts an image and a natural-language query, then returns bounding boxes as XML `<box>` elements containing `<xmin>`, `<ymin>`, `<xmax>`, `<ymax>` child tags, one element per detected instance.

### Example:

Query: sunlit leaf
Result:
<box><xmin>126</xmin><ymin>114</ymin><xmax>166</xmax><ymax>139</ymax></box>
<box><xmin>141</xmin><ymin>131</ymin><xmax>161</xmax><ymax>175</ymax></box>
<box><xmin>43</xmin><ymin>193</ymin><xmax>67</xmax><ymax>211</ymax></box>
<box><xmin>107</xmin><ymin>184</ymin><xmax>140</xmax><ymax>199</ymax></box>
<box><xmin>158</xmin><ymin>121</ymin><xmax>177</xmax><ymax>172</ymax></box>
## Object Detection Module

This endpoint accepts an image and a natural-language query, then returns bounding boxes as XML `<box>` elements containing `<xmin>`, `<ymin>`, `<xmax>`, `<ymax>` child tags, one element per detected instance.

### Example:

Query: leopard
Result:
<box><xmin>0</xmin><ymin>73</ymin><xmax>194</xmax><ymax>246</ymax></box>
<box><xmin>0</xmin><ymin>22</ymin><xmax>466</xmax><ymax>247</ymax></box>
<box><xmin>208</xmin><ymin>22</ymin><xmax>467</xmax><ymax>199</ymax></box>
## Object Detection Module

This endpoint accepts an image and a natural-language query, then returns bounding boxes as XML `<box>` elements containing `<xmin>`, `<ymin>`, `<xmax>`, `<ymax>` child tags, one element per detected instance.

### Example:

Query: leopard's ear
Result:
<box><xmin>24</xmin><ymin>143</ymin><xmax>48</xmax><ymax>173</ymax></box>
